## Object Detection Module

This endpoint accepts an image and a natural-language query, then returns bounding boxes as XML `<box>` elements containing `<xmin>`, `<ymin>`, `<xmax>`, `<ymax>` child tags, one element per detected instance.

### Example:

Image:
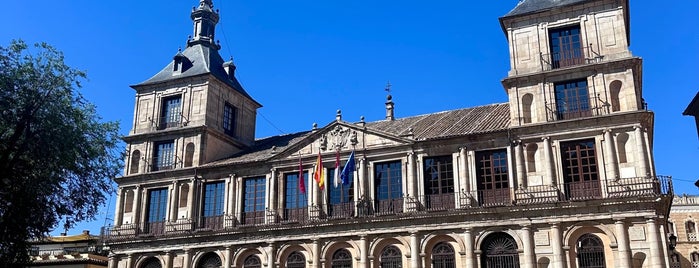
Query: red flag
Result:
<box><xmin>299</xmin><ymin>157</ymin><xmax>306</xmax><ymax>194</ymax></box>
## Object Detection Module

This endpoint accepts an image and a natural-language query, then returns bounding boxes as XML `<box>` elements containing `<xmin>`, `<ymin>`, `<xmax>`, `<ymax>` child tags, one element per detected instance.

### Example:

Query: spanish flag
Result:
<box><xmin>314</xmin><ymin>151</ymin><xmax>325</xmax><ymax>189</ymax></box>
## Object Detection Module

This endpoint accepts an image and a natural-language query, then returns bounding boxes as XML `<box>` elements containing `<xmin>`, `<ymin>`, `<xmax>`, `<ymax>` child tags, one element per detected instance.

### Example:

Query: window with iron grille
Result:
<box><xmin>576</xmin><ymin>234</ymin><xmax>606</xmax><ymax>268</ymax></box>
<box><xmin>554</xmin><ymin>79</ymin><xmax>591</xmax><ymax>120</ymax></box>
<box><xmin>243</xmin><ymin>177</ymin><xmax>266</xmax><ymax>225</ymax></box>
<box><xmin>549</xmin><ymin>25</ymin><xmax>584</xmax><ymax>69</ymax></box>
<box><xmin>475</xmin><ymin>149</ymin><xmax>510</xmax><ymax>206</ymax></box>
<box><xmin>432</xmin><ymin>242</ymin><xmax>455</xmax><ymax>268</ymax></box>
<box><xmin>153</xmin><ymin>140</ymin><xmax>175</xmax><ymax>171</ymax></box>
<box><xmin>374</xmin><ymin>161</ymin><xmax>403</xmax><ymax>214</ymax></box>
<box><xmin>243</xmin><ymin>255</ymin><xmax>261</xmax><ymax>268</ymax></box>
<box><xmin>160</xmin><ymin>95</ymin><xmax>181</xmax><ymax>129</ymax></box>
<box><xmin>688</xmin><ymin>221</ymin><xmax>697</xmax><ymax>241</ymax></box>
<box><xmin>331</xmin><ymin>249</ymin><xmax>352</xmax><ymax>268</ymax></box>
<box><xmin>284</xmin><ymin>172</ymin><xmax>308</xmax><ymax>222</ymax></box>
<box><xmin>380</xmin><ymin>246</ymin><xmax>402</xmax><ymax>268</ymax></box>
<box><xmin>286</xmin><ymin>252</ymin><xmax>306</xmax><ymax>268</ymax></box>
<box><xmin>424</xmin><ymin>156</ymin><xmax>455</xmax><ymax>210</ymax></box>
<box><xmin>480</xmin><ymin>232</ymin><xmax>520</xmax><ymax>268</ymax></box>
<box><xmin>142</xmin><ymin>257</ymin><xmax>163</xmax><ymax>268</ymax></box>
<box><xmin>223</xmin><ymin>102</ymin><xmax>236</xmax><ymax>136</ymax></box>
<box><xmin>560</xmin><ymin>139</ymin><xmax>600</xmax><ymax>200</ymax></box>
<box><xmin>197</xmin><ymin>252</ymin><xmax>222</xmax><ymax>268</ymax></box>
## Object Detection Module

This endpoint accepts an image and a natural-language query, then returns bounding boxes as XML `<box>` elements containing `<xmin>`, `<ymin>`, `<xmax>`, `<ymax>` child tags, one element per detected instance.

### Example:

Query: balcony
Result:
<box><xmin>540</xmin><ymin>46</ymin><xmax>602</xmax><ymax>71</ymax></box>
<box><xmin>102</xmin><ymin>175</ymin><xmax>672</xmax><ymax>243</ymax></box>
<box><xmin>545</xmin><ymin>95</ymin><xmax>612</xmax><ymax>122</ymax></box>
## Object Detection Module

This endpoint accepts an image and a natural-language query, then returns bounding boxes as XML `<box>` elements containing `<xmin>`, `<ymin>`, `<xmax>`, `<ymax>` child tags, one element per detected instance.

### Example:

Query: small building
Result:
<box><xmin>683</xmin><ymin>92</ymin><xmax>699</xmax><ymax>140</ymax></box>
<box><xmin>29</xmin><ymin>230</ymin><xmax>107</xmax><ymax>268</ymax></box>
<box><xmin>667</xmin><ymin>195</ymin><xmax>699</xmax><ymax>268</ymax></box>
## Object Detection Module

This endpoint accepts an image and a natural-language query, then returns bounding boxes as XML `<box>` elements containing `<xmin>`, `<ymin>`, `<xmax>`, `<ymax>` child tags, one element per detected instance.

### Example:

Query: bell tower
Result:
<box><xmin>499</xmin><ymin>0</ymin><xmax>643</xmax><ymax>126</ymax></box>
<box><xmin>122</xmin><ymin>0</ymin><xmax>261</xmax><ymax>176</ymax></box>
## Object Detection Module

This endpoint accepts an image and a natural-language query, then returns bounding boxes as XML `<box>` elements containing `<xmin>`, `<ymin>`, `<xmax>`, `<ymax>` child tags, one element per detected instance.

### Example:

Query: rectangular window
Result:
<box><xmin>328</xmin><ymin>168</ymin><xmax>354</xmax><ymax>218</ymax></box>
<box><xmin>374</xmin><ymin>161</ymin><xmax>403</xmax><ymax>214</ymax></box>
<box><xmin>223</xmin><ymin>102</ymin><xmax>236</xmax><ymax>136</ymax></box>
<box><xmin>283</xmin><ymin>172</ymin><xmax>308</xmax><ymax>222</ymax></box>
<box><xmin>475</xmin><ymin>149</ymin><xmax>510</xmax><ymax>206</ymax></box>
<box><xmin>423</xmin><ymin>156</ymin><xmax>455</xmax><ymax>210</ymax></box>
<box><xmin>242</xmin><ymin>177</ymin><xmax>266</xmax><ymax>225</ymax></box>
<box><xmin>561</xmin><ymin>139</ymin><xmax>601</xmax><ymax>200</ymax></box>
<box><xmin>549</xmin><ymin>26</ymin><xmax>584</xmax><ymax>69</ymax></box>
<box><xmin>554</xmin><ymin>79</ymin><xmax>591</xmax><ymax>120</ymax></box>
<box><xmin>146</xmin><ymin>188</ymin><xmax>168</xmax><ymax>235</ymax></box>
<box><xmin>201</xmin><ymin>181</ymin><xmax>225</xmax><ymax>229</ymax></box>
<box><xmin>160</xmin><ymin>95</ymin><xmax>182</xmax><ymax>129</ymax></box>
<box><xmin>153</xmin><ymin>140</ymin><xmax>175</xmax><ymax>171</ymax></box>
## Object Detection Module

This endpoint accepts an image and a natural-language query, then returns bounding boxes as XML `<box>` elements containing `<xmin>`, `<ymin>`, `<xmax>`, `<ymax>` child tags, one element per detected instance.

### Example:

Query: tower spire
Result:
<box><xmin>187</xmin><ymin>0</ymin><xmax>221</xmax><ymax>50</ymax></box>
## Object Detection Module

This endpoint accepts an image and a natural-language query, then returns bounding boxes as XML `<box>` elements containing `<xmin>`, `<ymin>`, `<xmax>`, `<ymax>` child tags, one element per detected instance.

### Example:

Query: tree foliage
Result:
<box><xmin>0</xmin><ymin>40</ymin><xmax>122</xmax><ymax>266</ymax></box>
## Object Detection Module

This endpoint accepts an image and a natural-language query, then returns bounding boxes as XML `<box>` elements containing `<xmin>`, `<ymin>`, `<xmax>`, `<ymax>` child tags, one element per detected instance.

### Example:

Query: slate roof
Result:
<box><xmin>132</xmin><ymin>44</ymin><xmax>260</xmax><ymax>106</ymax></box>
<box><xmin>683</xmin><ymin>91</ymin><xmax>699</xmax><ymax>117</ymax></box>
<box><xmin>503</xmin><ymin>0</ymin><xmax>593</xmax><ymax>17</ymax></box>
<box><xmin>204</xmin><ymin>103</ymin><xmax>510</xmax><ymax>167</ymax></box>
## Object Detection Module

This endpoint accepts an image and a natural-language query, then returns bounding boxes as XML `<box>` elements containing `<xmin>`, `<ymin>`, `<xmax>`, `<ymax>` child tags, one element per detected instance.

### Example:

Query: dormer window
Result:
<box><xmin>173</xmin><ymin>53</ymin><xmax>192</xmax><ymax>75</ymax></box>
<box><xmin>549</xmin><ymin>26</ymin><xmax>584</xmax><ymax>69</ymax></box>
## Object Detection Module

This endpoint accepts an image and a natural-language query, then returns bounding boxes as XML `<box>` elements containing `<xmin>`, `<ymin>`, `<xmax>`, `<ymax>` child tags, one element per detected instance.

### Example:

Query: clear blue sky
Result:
<box><xmin>2</xmin><ymin>0</ymin><xmax>698</xmax><ymax>236</ymax></box>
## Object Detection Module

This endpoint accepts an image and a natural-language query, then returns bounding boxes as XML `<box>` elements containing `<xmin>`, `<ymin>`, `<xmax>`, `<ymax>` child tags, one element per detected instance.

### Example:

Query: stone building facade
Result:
<box><xmin>104</xmin><ymin>0</ymin><xmax>674</xmax><ymax>267</ymax></box>
<box><xmin>667</xmin><ymin>195</ymin><xmax>699</xmax><ymax>268</ymax></box>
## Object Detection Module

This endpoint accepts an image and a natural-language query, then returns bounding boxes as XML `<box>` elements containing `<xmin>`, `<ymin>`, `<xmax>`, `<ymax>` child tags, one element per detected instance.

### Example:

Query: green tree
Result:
<box><xmin>0</xmin><ymin>40</ymin><xmax>122</xmax><ymax>267</ymax></box>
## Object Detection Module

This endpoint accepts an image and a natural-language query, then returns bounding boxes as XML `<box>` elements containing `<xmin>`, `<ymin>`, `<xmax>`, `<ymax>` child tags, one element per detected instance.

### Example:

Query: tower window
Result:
<box><xmin>153</xmin><ymin>140</ymin><xmax>175</xmax><ymax>171</ymax></box>
<box><xmin>554</xmin><ymin>79</ymin><xmax>591</xmax><ymax>120</ymax></box>
<box><xmin>159</xmin><ymin>95</ymin><xmax>182</xmax><ymax>129</ymax></box>
<box><xmin>223</xmin><ymin>102</ymin><xmax>236</xmax><ymax>136</ymax></box>
<box><xmin>549</xmin><ymin>26</ymin><xmax>585</xmax><ymax>69</ymax></box>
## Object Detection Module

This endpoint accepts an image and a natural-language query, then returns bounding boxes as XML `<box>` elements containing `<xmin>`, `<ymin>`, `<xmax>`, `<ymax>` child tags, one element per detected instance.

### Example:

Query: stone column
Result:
<box><xmin>183</xmin><ymin>248</ymin><xmax>193</xmax><ymax>268</ymax></box>
<box><xmin>359</xmin><ymin>235</ymin><xmax>368</xmax><ymax>268</ymax></box>
<box><xmin>550</xmin><ymin>223</ymin><xmax>567</xmax><ymax>268</ymax></box>
<box><xmin>407</xmin><ymin>152</ymin><xmax>417</xmax><ymax>198</ymax></box>
<box><xmin>542</xmin><ymin>137</ymin><xmax>556</xmax><ymax>185</ymax></box>
<box><xmin>224</xmin><ymin>246</ymin><xmax>232</xmax><ymax>268</ymax></box>
<box><xmin>604</xmin><ymin>129</ymin><xmax>619</xmax><ymax>179</ymax></box>
<box><xmin>410</xmin><ymin>231</ymin><xmax>421</xmax><ymax>268</ymax></box>
<box><xmin>269</xmin><ymin>169</ymin><xmax>277</xmax><ymax>212</ymax></box>
<box><xmin>108</xmin><ymin>254</ymin><xmax>117</xmax><ymax>268</ymax></box>
<box><xmin>615</xmin><ymin>220</ymin><xmax>632</xmax><ymax>267</ymax></box>
<box><xmin>165</xmin><ymin>251</ymin><xmax>173</xmax><ymax>268</ymax></box>
<box><xmin>170</xmin><ymin>181</ymin><xmax>180</xmax><ymax>221</ymax></box>
<box><xmin>187</xmin><ymin>179</ymin><xmax>196</xmax><ymax>220</ymax></box>
<box><xmin>515</xmin><ymin>141</ymin><xmax>526</xmax><ymax>189</ymax></box>
<box><xmin>358</xmin><ymin>157</ymin><xmax>367</xmax><ymax>199</ymax></box>
<box><xmin>521</xmin><ymin>225</ymin><xmax>535</xmax><ymax>268</ymax></box>
<box><xmin>643</xmin><ymin>129</ymin><xmax>656</xmax><ymax>177</ymax></box>
<box><xmin>133</xmin><ymin>186</ymin><xmax>142</xmax><ymax>226</ymax></box>
<box><xmin>646</xmin><ymin>217</ymin><xmax>665</xmax><ymax>268</ymax></box>
<box><xmin>126</xmin><ymin>253</ymin><xmax>133</xmax><ymax>268</ymax></box>
<box><xmin>463</xmin><ymin>228</ymin><xmax>476</xmax><ymax>268</ymax></box>
<box><xmin>225</xmin><ymin>174</ymin><xmax>235</xmax><ymax>217</ymax></box>
<box><xmin>459</xmin><ymin>148</ymin><xmax>470</xmax><ymax>193</ymax></box>
<box><xmin>313</xmin><ymin>239</ymin><xmax>321</xmax><ymax>268</ymax></box>
<box><xmin>634</xmin><ymin>126</ymin><xmax>649</xmax><ymax>177</ymax></box>
<box><xmin>114</xmin><ymin>187</ymin><xmax>124</xmax><ymax>226</ymax></box>
<box><xmin>267</xmin><ymin>243</ymin><xmax>275</xmax><ymax>268</ymax></box>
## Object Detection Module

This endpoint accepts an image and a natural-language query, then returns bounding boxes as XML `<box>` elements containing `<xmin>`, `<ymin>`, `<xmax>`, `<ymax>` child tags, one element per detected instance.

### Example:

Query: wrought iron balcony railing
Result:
<box><xmin>102</xmin><ymin>175</ymin><xmax>672</xmax><ymax>243</ymax></box>
<box><xmin>545</xmin><ymin>95</ymin><xmax>612</xmax><ymax>122</ymax></box>
<box><xmin>540</xmin><ymin>46</ymin><xmax>602</xmax><ymax>71</ymax></box>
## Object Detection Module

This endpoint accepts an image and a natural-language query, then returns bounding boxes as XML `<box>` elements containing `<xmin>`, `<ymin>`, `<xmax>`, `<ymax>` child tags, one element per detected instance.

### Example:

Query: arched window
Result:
<box><xmin>616</xmin><ymin>133</ymin><xmax>629</xmax><ymax>164</ymax></box>
<box><xmin>526</xmin><ymin>143</ymin><xmax>538</xmax><ymax>172</ymax></box>
<box><xmin>687</xmin><ymin>221</ymin><xmax>697</xmax><ymax>241</ymax></box>
<box><xmin>184</xmin><ymin>143</ymin><xmax>195</xmax><ymax>167</ymax></box>
<box><xmin>692</xmin><ymin>252</ymin><xmax>699</xmax><ymax>266</ymax></box>
<box><xmin>286</xmin><ymin>251</ymin><xmax>306</xmax><ymax>268</ymax></box>
<box><xmin>480</xmin><ymin>232</ymin><xmax>520</xmax><ymax>268</ymax></box>
<box><xmin>331</xmin><ymin>249</ymin><xmax>352</xmax><ymax>268</ymax></box>
<box><xmin>141</xmin><ymin>258</ymin><xmax>162</xmax><ymax>268</ymax></box>
<box><xmin>380</xmin><ymin>246</ymin><xmax>402</xmax><ymax>268</ymax></box>
<box><xmin>123</xmin><ymin>190</ymin><xmax>134</xmax><ymax>214</ymax></box>
<box><xmin>432</xmin><ymin>242</ymin><xmax>455</xmax><ymax>268</ymax></box>
<box><xmin>609</xmin><ymin>80</ymin><xmax>622</xmax><ymax>112</ymax></box>
<box><xmin>243</xmin><ymin>255</ymin><xmax>261</xmax><ymax>268</ymax></box>
<box><xmin>522</xmin><ymin>94</ymin><xmax>534</xmax><ymax>124</ymax></box>
<box><xmin>197</xmin><ymin>252</ymin><xmax>222</xmax><ymax>268</ymax></box>
<box><xmin>576</xmin><ymin>234</ymin><xmax>606</xmax><ymax>268</ymax></box>
<box><xmin>130</xmin><ymin>150</ymin><xmax>141</xmax><ymax>174</ymax></box>
<box><xmin>179</xmin><ymin>184</ymin><xmax>189</xmax><ymax>208</ymax></box>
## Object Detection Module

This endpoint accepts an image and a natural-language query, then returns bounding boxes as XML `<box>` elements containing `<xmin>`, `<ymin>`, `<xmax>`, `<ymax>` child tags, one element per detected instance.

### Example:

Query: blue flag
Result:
<box><xmin>340</xmin><ymin>150</ymin><xmax>355</xmax><ymax>185</ymax></box>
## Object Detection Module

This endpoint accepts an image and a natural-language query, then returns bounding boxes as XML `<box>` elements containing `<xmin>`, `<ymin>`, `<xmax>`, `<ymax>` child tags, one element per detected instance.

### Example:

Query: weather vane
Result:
<box><xmin>385</xmin><ymin>81</ymin><xmax>392</xmax><ymax>94</ymax></box>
